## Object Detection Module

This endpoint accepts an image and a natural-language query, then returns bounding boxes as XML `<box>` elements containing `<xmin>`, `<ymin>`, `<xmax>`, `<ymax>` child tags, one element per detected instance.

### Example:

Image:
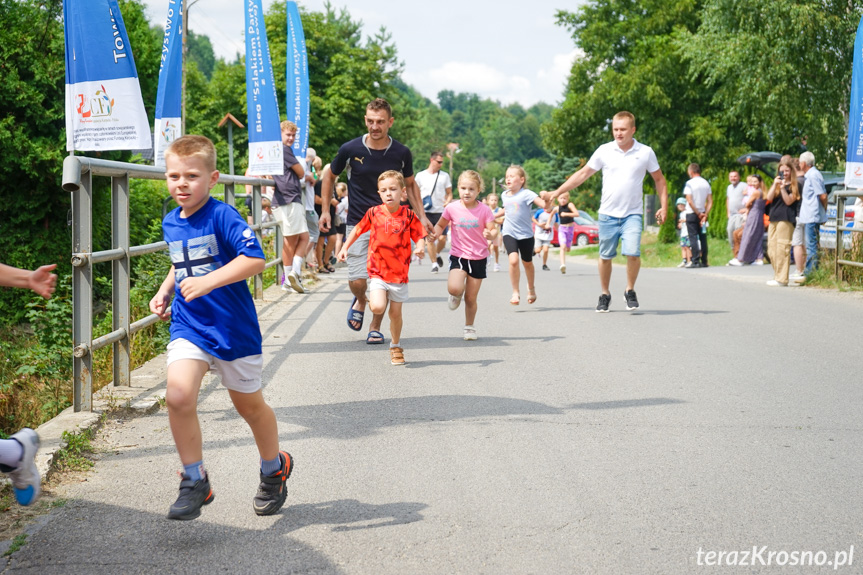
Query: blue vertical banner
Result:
<box><xmin>153</xmin><ymin>0</ymin><xmax>183</xmax><ymax>167</ymax></box>
<box><xmin>286</xmin><ymin>1</ymin><xmax>309</xmax><ymax>157</ymax></box>
<box><xmin>64</xmin><ymin>0</ymin><xmax>152</xmax><ymax>151</ymax></box>
<box><xmin>245</xmin><ymin>0</ymin><xmax>283</xmax><ymax>175</ymax></box>
<box><xmin>846</xmin><ymin>15</ymin><xmax>863</xmax><ymax>188</ymax></box>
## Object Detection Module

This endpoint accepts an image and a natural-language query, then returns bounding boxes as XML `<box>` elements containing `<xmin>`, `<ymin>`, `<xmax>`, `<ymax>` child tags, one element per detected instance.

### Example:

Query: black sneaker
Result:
<box><xmin>542</xmin><ymin>264</ymin><xmax>550</xmax><ymax>271</ymax></box>
<box><xmin>623</xmin><ymin>289</ymin><xmax>639</xmax><ymax>310</ymax></box>
<box><xmin>436</xmin><ymin>256</ymin><xmax>444</xmax><ymax>267</ymax></box>
<box><xmin>168</xmin><ymin>473</ymin><xmax>214</xmax><ymax>520</ymax></box>
<box><xmin>253</xmin><ymin>451</ymin><xmax>294</xmax><ymax>516</ymax></box>
<box><xmin>595</xmin><ymin>293</ymin><xmax>611</xmax><ymax>313</ymax></box>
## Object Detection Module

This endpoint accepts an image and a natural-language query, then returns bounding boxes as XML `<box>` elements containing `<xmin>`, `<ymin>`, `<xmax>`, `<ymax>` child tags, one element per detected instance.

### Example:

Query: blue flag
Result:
<box><xmin>64</xmin><ymin>0</ymin><xmax>151</xmax><ymax>151</ymax></box>
<box><xmin>846</xmin><ymin>15</ymin><xmax>863</xmax><ymax>188</ymax></box>
<box><xmin>286</xmin><ymin>1</ymin><xmax>310</xmax><ymax>157</ymax></box>
<box><xmin>245</xmin><ymin>0</ymin><xmax>283</xmax><ymax>176</ymax></box>
<box><xmin>153</xmin><ymin>0</ymin><xmax>183</xmax><ymax>167</ymax></box>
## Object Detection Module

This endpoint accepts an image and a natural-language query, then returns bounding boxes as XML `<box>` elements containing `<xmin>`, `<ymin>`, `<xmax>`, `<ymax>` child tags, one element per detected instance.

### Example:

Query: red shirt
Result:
<box><xmin>355</xmin><ymin>205</ymin><xmax>427</xmax><ymax>283</ymax></box>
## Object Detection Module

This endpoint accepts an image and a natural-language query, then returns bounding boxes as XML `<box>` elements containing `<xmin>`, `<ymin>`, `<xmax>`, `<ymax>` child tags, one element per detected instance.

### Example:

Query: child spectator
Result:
<box><xmin>501</xmin><ymin>165</ymin><xmax>550</xmax><ymax>304</ymax></box>
<box><xmin>486</xmin><ymin>193</ymin><xmax>504</xmax><ymax>272</ymax></box>
<box><xmin>334</xmin><ymin>182</ymin><xmax>348</xmax><ymax>262</ymax></box>
<box><xmin>149</xmin><ymin>135</ymin><xmax>293</xmax><ymax>521</ymax></box>
<box><xmin>676</xmin><ymin>197</ymin><xmax>691</xmax><ymax>267</ymax></box>
<box><xmin>551</xmin><ymin>193</ymin><xmax>579</xmax><ymax>274</ymax></box>
<box><xmin>533</xmin><ymin>206</ymin><xmax>554</xmax><ymax>271</ymax></box>
<box><xmin>434</xmin><ymin>171</ymin><xmax>497</xmax><ymax>340</ymax></box>
<box><xmin>337</xmin><ymin>170</ymin><xmax>427</xmax><ymax>365</ymax></box>
<box><xmin>0</xmin><ymin>261</ymin><xmax>57</xmax><ymax>506</ymax></box>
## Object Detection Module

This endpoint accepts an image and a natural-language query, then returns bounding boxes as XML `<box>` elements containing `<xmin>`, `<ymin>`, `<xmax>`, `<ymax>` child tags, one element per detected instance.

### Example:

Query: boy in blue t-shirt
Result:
<box><xmin>149</xmin><ymin>135</ymin><xmax>293</xmax><ymax>521</ymax></box>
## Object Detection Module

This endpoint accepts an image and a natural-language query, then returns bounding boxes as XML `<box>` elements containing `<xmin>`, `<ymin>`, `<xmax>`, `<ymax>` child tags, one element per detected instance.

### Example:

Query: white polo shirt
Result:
<box><xmin>587</xmin><ymin>139</ymin><xmax>660</xmax><ymax>218</ymax></box>
<box><xmin>684</xmin><ymin>175</ymin><xmax>712</xmax><ymax>214</ymax></box>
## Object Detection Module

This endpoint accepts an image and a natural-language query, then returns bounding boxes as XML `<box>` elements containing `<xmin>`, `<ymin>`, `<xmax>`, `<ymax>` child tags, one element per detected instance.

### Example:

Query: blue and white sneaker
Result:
<box><xmin>8</xmin><ymin>428</ymin><xmax>40</xmax><ymax>506</ymax></box>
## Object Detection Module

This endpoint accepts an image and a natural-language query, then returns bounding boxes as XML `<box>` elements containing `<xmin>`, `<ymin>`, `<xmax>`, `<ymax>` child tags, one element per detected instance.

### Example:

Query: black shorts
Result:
<box><xmin>502</xmin><ymin>235</ymin><xmax>534</xmax><ymax>262</ymax></box>
<box><xmin>427</xmin><ymin>212</ymin><xmax>442</xmax><ymax>225</ymax></box>
<box><xmin>335</xmin><ymin>223</ymin><xmax>347</xmax><ymax>236</ymax></box>
<box><xmin>449</xmin><ymin>255</ymin><xmax>487</xmax><ymax>279</ymax></box>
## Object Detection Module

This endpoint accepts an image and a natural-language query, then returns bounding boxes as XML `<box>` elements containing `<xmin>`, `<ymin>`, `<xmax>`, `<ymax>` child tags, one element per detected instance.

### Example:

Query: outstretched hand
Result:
<box><xmin>28</xmin><ymin>264</ymin><xmax>58</xmax><ymax>299</ymax></box>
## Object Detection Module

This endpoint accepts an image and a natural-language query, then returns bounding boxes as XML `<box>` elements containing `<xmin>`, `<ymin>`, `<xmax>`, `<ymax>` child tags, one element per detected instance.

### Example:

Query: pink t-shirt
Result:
<box><xmin>442</xmin><ymin>201</ymin><xmax>494</xmax><ymax>261</ymax></box>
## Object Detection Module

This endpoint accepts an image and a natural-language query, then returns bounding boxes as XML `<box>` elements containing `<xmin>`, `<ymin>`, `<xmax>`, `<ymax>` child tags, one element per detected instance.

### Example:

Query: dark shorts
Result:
<box><xmin>503</xmin><ymin>235</ymin><xmax>534</xmax><ymax>262</ymax></box>
<box><xmin>335</xmin><ymin>223</ymin><xmax>347</xmax><ymax>236</ymax></box>
<box><xmin>427</xmin><ymin>212</ymin><xmax>443</xmax><ymax>226</ymax></box>
<box><xmin>449</xmin><ymin>255</ymin><xmax>487</xmax><ymax>279</ymax></box>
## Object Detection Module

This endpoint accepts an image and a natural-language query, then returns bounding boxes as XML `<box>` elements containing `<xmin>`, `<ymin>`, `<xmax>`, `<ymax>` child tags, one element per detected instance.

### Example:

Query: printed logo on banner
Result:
<box><xmin>160</xmin><ymin>119</ymin><xmax>179</xmax><ymax>144</ymax></box>
<box><xmin>75</xmin><ymin>86</ymin><xmax>115</xmax><ymax>120</ymax></box>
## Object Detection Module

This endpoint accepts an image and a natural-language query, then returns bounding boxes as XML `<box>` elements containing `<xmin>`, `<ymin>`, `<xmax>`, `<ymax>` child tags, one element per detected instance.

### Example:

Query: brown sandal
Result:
<box><xmin>527</xmin><ymin>289</ymin><xmax>537</xmax><ymax>304</ymax></box>
<box><xmin>390</xmin><ymin>347</ymin><xmax>405</xmax><ymax>366</ymax></box>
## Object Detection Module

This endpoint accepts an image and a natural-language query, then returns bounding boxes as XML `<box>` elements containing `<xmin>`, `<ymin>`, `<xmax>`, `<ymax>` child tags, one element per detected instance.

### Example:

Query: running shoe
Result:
<box><xmin>448</xmin><ymin>294</ymin><xmax>462</xmax><ymax>310</ymax></box>
<box><xmin>542</xmin><ymin>264</ymin><xmax>550</xmax><ymax>271</ymax></box>
<box><xmin>287</xmin><ymin>270</ymin><xmax>305</xmax><ymax>294</ymax></box>
<box><xmin>254</xmin><ymin>451</ymin><xmax>294</xmax><ymax>516</ymax></box>
<box><xmin>430</xmin><ymin>263</ymin><xmax>440</xmax><ymax>274</ymax></box>
<box><xmin>168</xmin><ymin>473</ymin><xmax>214</xmax><ymax>520</ymax></box>
<box><xmin>623</xmin><ymin>289</ymin><xmax>639</xmax><ymax>310</ymax></box>
<box><xmin>7</xmin><ymin>428</ymin><xmax>40</xmax><ymax>506</ymax></box>
<box><xmin>560</xmin><ymin>265</ymin><xmax>566</xmax><ymax>274</ymax></box>
<box><xmin>280</xmin><ymin>274</ymin><xmax>289</xmax><ymax>291</ymax></box>
<box><xmin>390</xmin><ymin>347</ymin><xmax>405</xmax><ymax>366</ymax></box>
<box><xmin>463</xmin><ymin>326</ymin><xmax>477</xmax><ymax>341</ymax></box>
<box><xmin>595</xmin><ymin>293</ymin><xmax>611</xmax><ymax>313</ymax></box>
<box><xmin>493</xmin><ymin>263</ymin><xmax>500</xmax><ymax>272</ymax></box>
<box><xmin>436</xmin><ymin>256</ymin><xmax>444</xmax><ymax>267</ymax></box>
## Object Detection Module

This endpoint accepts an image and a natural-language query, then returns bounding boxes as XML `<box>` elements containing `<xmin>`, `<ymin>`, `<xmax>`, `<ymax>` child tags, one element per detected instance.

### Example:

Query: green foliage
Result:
<box><xmin>54</xmin><ymin>428</ymin><xmax>95</xmax><ymax>472</ymax></box>
<box><xmin>3</xmin><ymin>534</ymin><xmax>28</xmax><ymax>556</ymax></box>
<box><xmin>187</xmin><ymin>30</ymin><xmax>216</xmax><ymax>80</ymax></box>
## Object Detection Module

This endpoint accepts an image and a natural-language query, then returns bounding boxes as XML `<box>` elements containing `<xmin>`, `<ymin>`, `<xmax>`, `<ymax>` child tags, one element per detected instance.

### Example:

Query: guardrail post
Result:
<box><xmin>252</xmin><ymin>184</ymin><xmax>263</xmax><ymax>299</ymax></box>
<box><xmin>112</xmin><ymin>174</ymin><xmax>131</xmax><ymax>387</ymax></box>
<box><xmin>71</xmin><ymin>162</ymin><xmax>93</xmax><ymax>412</ymax></box>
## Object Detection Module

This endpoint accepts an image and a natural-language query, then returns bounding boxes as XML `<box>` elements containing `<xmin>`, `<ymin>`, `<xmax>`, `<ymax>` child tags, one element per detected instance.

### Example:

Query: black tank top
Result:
<box><xmin>559</xmin><ymin>204</ymin><xmax>575</xmax><ymax>225</ymax></box>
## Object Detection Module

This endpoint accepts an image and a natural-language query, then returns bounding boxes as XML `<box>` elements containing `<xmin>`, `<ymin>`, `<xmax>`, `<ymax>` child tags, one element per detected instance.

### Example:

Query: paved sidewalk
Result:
<box><xmin>3</xmin><ymin>255</ymin><xmax>862</xmax><ymax>574</ymax></box>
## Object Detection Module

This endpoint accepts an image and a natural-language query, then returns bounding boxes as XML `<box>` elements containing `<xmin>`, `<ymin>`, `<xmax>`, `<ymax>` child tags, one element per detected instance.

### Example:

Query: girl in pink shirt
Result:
<box><xmin>433</xmin><ymin>170</ymin><xmax>498</xmax><ymax>341</ymax></box>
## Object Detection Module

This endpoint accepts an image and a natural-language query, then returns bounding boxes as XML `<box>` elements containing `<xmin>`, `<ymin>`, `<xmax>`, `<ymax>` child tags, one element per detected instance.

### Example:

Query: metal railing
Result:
<box><xmin>833</xmin><ymin>189</ymin><xmax>863</xmax><ymax>282</ymax></box>
<box><xmin>62</xmin><ymin>155</ymin><xmax>282</xmax><ymax>412</ymax></box>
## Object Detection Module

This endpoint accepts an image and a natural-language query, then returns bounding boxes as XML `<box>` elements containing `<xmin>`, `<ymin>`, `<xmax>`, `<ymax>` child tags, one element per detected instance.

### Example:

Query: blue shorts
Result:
<box><xmin>598</xmin><ymin>213</ymin><xmax>642</xmax><ymax>259</ymax></box>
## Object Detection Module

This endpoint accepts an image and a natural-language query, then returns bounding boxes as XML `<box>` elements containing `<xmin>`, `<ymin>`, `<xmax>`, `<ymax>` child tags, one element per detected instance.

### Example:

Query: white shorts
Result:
<box><xmin>272</xmin><ymin>202</ymin><xmax>309</xmax><ymax>237</ymax></box>
<box><xmin>346</xmin><ymin>225</ymin><xmax>371</xmax><ymax>281</ymax></box>
<box><xmin>535</xmin><ymin>236</ymin><xmax>552</xmax><ymax>248</ymax></box>
<box><xmin>369</xmin><ymin>277</ymin><xmax>409</xmax><ymax>303</ymax></box>
<box><xmin>167</xmin><ymin>338</ymin><xmax>263</xmax><ymax>393</ymax></box>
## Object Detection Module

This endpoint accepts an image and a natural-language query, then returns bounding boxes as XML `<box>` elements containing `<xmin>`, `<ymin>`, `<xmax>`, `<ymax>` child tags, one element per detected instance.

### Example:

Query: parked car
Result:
<box><xmin>819</xmin><ymin>183</ymin><xmax>860</xmax><ymax>250</ymax></box>
<box><xmin>551</xmin><ymin>215</ymin><xmax>599</xmax><ymax>247</ymax></box>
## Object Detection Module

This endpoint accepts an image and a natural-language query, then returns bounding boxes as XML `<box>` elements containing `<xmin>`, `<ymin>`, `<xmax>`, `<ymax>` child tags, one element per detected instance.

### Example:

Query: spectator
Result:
<box><xmin>726</xmin><ymin>171</ymin><xmax>747</xmax><ymax>249</ymax></box>
<box><xmin>792</xmin><ymin>151</ymin><xmax>828</xmax><ymax>281</ymax></box>
<box><xmin>415</xmin><ymin>151</ymin><xmax>453</xmax><ymax>273</ymax></box>
<box><xmin>683</xmin><ymin>163</ymin><xmax>712</xmax><ymax>268</ymax></box>
<box><xmin>300</xmin><ymin>148</ymin><xmax>320</xmax><ymax>272</ymax></box>
<box><xmin>764</xmin><ymin>159</ymin><xmax>801</xmax><ymax>286</ymax></box>
<box><xmin>314</xmin><ymin>162</ymin><xmax>338</xmax><ymax>273</ymax></box>
<box><xmin>729</xmin><ymin>174</ymin><xmax>766</xmax><ymax>266</ymax></box>
<box><xmin>675</xmin><ymin>197</ymin><xmax>692</xmax><ymax>267</ymax></box>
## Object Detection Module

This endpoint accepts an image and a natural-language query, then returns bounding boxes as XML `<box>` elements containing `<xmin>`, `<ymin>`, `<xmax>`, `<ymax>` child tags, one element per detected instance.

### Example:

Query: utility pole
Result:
<box><xmin>218</xmin><ymin>113</ymin><xmax>245</xmax><ymax>175</ymax></box>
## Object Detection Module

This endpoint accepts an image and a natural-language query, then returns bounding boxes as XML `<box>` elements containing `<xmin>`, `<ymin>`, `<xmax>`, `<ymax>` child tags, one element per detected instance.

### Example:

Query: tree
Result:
<box><xmin>678</xmin><ymin>0</ymin><xmax>863</xmax><ymax>168</ymax></box>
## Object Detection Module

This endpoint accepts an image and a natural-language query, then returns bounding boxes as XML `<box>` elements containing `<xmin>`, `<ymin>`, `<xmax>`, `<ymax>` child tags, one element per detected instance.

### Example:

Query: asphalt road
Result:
<box><xmin>4</xmin><ymin>254</ymin><xmax>863</xmax><ymax>574</ymax></box>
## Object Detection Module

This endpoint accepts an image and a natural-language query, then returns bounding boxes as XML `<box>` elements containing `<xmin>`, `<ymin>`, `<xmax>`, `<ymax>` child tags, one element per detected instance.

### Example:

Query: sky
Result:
<box><xmin>140</xmin><ymin>0</ymin><xmax>584</xmax><ymax>108</ymax></box>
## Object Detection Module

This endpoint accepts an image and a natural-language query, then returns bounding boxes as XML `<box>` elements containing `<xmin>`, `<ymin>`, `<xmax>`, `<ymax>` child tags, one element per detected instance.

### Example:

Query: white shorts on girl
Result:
<box><xmin>368</xmin><ymin>277</ymin><xmax>409</xmax><ymax>303</ymax></box>
<box><xmin>167</xmin><ymin>338</ymin><xmax>263</xmax><ymax>393</ymax></box>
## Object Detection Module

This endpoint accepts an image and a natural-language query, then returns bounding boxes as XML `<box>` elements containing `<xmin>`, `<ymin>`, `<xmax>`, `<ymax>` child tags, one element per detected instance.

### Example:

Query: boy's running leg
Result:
<box><xmin>166</xmin><ymin>359</ymin><xmax>213</xmax><ymax>520</ymax></box>
<box><xmin>229</xmin><ymin>389</ymin><xmax>292</xmax><ymax>516</ymax></box>
<box><xmin>387</xmin><ymin>300</ymin><xmax>405</xmax><ymax>365</ymax></box>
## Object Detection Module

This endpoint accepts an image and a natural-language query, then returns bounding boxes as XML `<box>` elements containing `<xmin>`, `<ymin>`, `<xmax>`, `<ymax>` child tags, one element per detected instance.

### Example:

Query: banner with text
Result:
<box><xmin>64</xmin><ymin>0</ymin><xmax>151</xmax><ymax>152</ymax></box>
<box><xmin>153</xmin><ymin>0</ymin><xmax>183</xmax><ymax>167</ymax></box>
<box><xmin>286</xmin><ymin>1</ymin><xmax>309</xmax><ymax>157</ymax></box>
<box><xmin>846</xmin><ymin>14</ymin><xmax>863</xmax><ymax>188</ymax></box>
<box><xmin>245</xmin><ymin>0</ymin><xmax>283</xmax><ymax>176</ymax></box>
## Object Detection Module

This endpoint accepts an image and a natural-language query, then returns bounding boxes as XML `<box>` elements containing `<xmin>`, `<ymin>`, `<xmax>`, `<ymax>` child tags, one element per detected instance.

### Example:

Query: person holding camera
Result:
<box><xmin>764</xmin><ymin>157</ymin><xmax>801</xmax><ymax>286</ymax></box>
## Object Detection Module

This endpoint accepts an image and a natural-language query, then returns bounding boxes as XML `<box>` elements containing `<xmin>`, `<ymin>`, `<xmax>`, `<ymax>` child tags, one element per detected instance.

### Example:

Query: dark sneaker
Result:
<box><xmin>436</xmin><ymin>256</ymin><xmax>444</xmax><ymax>267</ymax></box>
<box><xmin>253</xmin><ymin>451</ymin><xmax>294</xmax><ymax>516</ymax></box>
<box><xmin>168</xmin><ymin>473</ymin><xmax>214</xmax><ymax>520</ymax></box>
<box><xmin>623</xmin><ymin>289</ymin><xmax>639</xmax><ymax>310</ymax></box>
<box><xmin>542</xmin><ymin>264</ymin><xmax>550</xmax><ymax>271</ymax></box>
<box><xmin>595</xmin><ymin>293</ymin><xmax>611</xmax><ymax>313</ymax></box>
<box><xmin>7</xmin><ymin>428</ymin><xmax>40</xmax><ymax>506</ymax></box>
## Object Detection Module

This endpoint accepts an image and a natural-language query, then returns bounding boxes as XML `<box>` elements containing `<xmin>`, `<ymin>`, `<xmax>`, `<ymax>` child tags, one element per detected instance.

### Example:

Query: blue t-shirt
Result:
<box><xmin>329</xmin><ymin>135</ymin><xmax>414</xmax><ymax>226</ymax></box>
<box><xmin>501</xmin><ymin>188</ymin><xmax>539</xmax><ymax>240</ymax></box>
<box><xmin>162</xmin><ymin>197</ymin><xmax>265</xmax><ymax>361</ymax></box>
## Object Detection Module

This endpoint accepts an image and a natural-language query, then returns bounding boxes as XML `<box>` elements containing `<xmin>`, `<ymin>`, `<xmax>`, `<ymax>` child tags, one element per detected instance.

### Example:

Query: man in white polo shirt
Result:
<box><xmin>543</xmin><ymin>111</ymin><xmax>668</xmax><ymax>312</ymax></box>
<box><xmin>683</xmin><ymin>163</ymin><xmax>713</xmax><ymax>268</ymax></box>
